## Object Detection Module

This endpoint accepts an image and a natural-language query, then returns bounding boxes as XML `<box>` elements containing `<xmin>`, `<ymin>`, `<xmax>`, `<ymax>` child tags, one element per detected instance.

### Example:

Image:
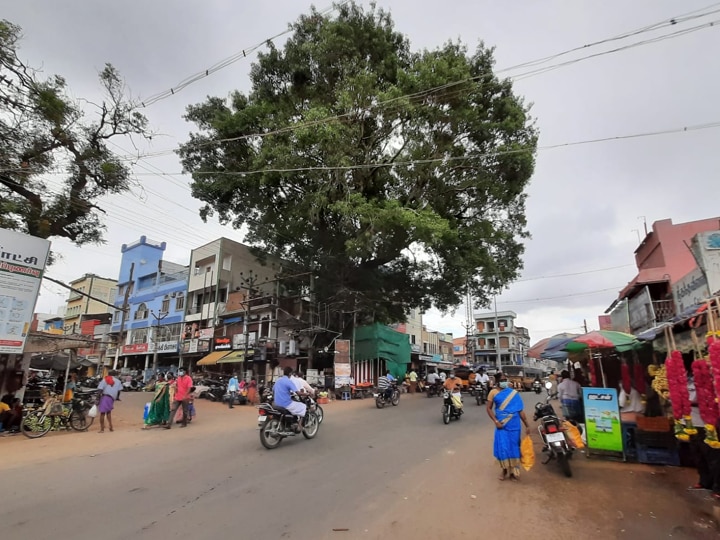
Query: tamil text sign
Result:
<box><xmin>0</xmin><ymin>229</ymin><xmax>51</xmax><ymax>354</ymax></box>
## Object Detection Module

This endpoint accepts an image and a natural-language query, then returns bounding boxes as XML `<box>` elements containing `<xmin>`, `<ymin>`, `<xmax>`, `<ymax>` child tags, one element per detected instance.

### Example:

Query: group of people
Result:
<box><xmin>225</xmin><ymin>375</ymin><xmax>259</xmax><ymax>408</ymax></box>
<box><xmin>142</xmin><ymin>368</ymin><xmax>196</xmax><ymax>429</ymax></box>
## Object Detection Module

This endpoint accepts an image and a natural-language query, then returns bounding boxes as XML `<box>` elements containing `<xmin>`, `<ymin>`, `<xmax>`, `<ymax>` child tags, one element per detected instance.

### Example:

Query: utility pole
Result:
<box><xmin>150</xmin><ymin>309</ymin><xmax>169</xmax><ymax>377</ymax></box>
<box><xmin>239</xmin><ymin>271</ymin><xmax>259</xmax><ymax>375</ymax></box>
<box><xmin>583</xmin><ymin>319</ymin><xmax>589</xmax><ymax>333</ymax></box>
<box><xmin>463</xmin><ymin>286</ymin><xmax>474</xmax><ymax>366</ymax></box>
<box><xmin>113</xmin><ymin>263</ymin><xmax>134</xmax><ymax>371</ymax></box>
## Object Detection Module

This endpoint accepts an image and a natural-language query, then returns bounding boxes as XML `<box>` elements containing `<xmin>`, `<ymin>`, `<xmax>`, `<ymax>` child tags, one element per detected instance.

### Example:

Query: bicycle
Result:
<box><xmin>20</xmin><ymin>389</ymin><xmax>97</xmax><ymax>439</ymax></box>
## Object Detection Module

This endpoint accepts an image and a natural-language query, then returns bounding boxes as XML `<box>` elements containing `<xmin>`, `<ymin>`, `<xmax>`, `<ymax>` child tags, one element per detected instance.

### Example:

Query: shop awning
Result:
<box><xmin>217</xmin><ymin>350</ymin><xmax>248</xmax><ymax>364</ymax></box>
<box><xmin>197</xmin><ymin>351</ymin><xmax>230</xmax><ymax>366</ymax></box>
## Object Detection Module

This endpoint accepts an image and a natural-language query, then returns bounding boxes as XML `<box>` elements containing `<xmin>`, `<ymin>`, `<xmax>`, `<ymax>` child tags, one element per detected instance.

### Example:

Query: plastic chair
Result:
<box><xmin>341</xmin><ymin>391</ymin><xmax>351</xmax><ymax>401</ymax></box>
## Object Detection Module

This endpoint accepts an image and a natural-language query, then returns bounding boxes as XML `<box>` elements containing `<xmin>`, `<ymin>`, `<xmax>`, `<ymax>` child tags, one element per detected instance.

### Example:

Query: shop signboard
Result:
<box><xmin>122</xmin><ymin>343</ymin><xmax>149</xmax><ymax>355</ymax></box>
<box><xmin>306</xmin><ymin>369</ymin><xmax>320</xmax><ymax>385</ymax></box>
<box><xmin>150</xmin><ymin>340</ymin><xmax>178</xmax><ymax>354</ymax></box>
<box><xmin>197</xmin><ymin>339</ymin><xmax>210</xmax><ymax>353</ymax></box>
<box><xmin>0</xmin><ymin>229</ymin><xmax>51</xmax><ymax>354</ymax></box>
<box><xmin>334</xmin><ymin>339</ymin><xmax>351</xmax><ymax>388</ymax></box>
<box><xmin>214</xmin><ymin>337</ymin><xmax>232</xmax><ymax>350</ymax></box>
<box><xmin>582</xmin><ymin>387</ymin><xmax>623</xmax><ymax>454</ymax></box>
<box><xmin>199</xmin><ymin>328</ymin><xmax>214</xmax><ymax>340</ymax></box>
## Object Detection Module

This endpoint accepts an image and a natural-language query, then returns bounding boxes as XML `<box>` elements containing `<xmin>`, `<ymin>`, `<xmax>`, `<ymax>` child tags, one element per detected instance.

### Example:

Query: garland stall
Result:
<box><xmin>664</xmin><ymin>328</ymin><xmax>696</xmax><ymax>441</ymax></box>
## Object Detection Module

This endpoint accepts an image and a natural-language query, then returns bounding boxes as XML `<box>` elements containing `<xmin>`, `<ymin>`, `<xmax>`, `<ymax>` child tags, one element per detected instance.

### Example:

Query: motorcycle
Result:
<box><xmin>532</xmin><ymin>380</ymin><xmax>542</xmax><ymax>394</ymax></box>
<box><xmin>122</xmin><ymin>378</ymin><xmax>143</xmax><ymax>392</ymax></box>
<box><xmin>474</xmin><ymin>382</ymin><xmax>488</xmax><ymax>405</ymax></box>
<box><xmin>426</xmin><ymin>382</ymin><xmax>442</xmax><ymax>398</ymax></box>
<box><xmin>374</xmin><ymin>383</ymin><xmax>400</xmax><ymax>408</ymax></box>
<box><xmin>442</xmin><ymin>391</ymin><xmax>463</xmax><ymax>424</ymax></box>
<box><xmin>533</xmin><ymin>381</ymin><xmax>573</xmax><ymax>477</ymax></box>
<box><xmin>256</xmin><ymin>396</ymin><xmax>320</xmax><ymax>450</ymax></box>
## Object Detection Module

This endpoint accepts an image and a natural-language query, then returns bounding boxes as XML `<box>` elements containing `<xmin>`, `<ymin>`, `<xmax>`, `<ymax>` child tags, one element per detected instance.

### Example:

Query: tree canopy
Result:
<box><xmin>0</xmin><ymin>20</ymin><xmax>150</xmax><ymax>249</ymax></box>
<box><xmin>178</xmin><ymin>2</ymin><xmax>537</xmax><ymax>325</ymax></box>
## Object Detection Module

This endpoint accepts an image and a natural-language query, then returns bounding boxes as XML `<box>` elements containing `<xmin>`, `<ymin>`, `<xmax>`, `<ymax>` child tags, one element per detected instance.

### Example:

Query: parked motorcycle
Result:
<box><xmin>374</xmin><ymin>383</ymin><xmax>400</xmax><ymax>408</ymax></box>
<box><xmin>257</xmin><ymin>397</ymin><xmax>320</xmax><ymax>449</ymax></box>
<box><xmin>532</xmin><ymin>380</ymin><xmax>542</xmax><ymax>394</ymax></box>
<box><xmin>122</xmin><ymin>378</ymin><xmax>143</xmax><ymax>392</ymax></box>
<box><xmin>533</xmin><ymin>381</ymin><xmax>573</xmax><ymax>477</ymax></box>
<box><xmin>442</xmin><ymin>391</ymin><xmax>463</xmax><ymax>424</ymax></box>
<box><xmin>475</xmin><ymin>382</ymin><xmax>488</xmax><ymax>406</ymax></box>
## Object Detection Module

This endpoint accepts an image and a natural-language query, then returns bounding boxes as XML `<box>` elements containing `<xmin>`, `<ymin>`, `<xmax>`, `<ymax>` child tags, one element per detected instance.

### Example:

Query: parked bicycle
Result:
<box><xmin>21</xmin><ymin>389</ymin><xmax>97</xmax><ymax>439</ymax></box>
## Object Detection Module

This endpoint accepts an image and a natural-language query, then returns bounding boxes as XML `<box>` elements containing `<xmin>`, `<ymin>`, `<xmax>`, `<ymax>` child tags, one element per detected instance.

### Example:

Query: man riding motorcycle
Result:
<box><xmin>377</xmin><ymin>371</ymin><xmax>396</xmax><ymax>400</ymax></box>
<box><xmin>273</xmin><ymin>366</ymin><xmax>306</xmax><ymax>432</ymax></box>
<box><xmin>443</xmin><ymin>372</ymin><xmax>464</xmax><ymax>410</ymax></box>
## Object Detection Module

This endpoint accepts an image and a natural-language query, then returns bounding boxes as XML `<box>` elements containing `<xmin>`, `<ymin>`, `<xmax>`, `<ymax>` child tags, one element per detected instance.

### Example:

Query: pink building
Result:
<box><xmin>609</xmin><ymin>217</ymin><xmax>720</xmax><ymax>333</ymax></box>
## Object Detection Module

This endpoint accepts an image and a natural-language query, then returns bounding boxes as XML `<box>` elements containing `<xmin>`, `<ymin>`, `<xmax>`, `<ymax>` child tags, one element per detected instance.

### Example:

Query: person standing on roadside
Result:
<box><xmin>227</xmin><ymin>373</ymin><xmax>239</xmax><ymax>409</ymax></box>
<box><xmin>408</xmin><ymin>369</ymin><xmax>418</xmax><ymax>393</ymax></box>
<box><xmin>166</xmin><ymin>367</ymin><xmax>193</xmax><ymax>429</ymax></box>
<box><xmin>97</xmin><ymin>370</ymin><xmax>123</xmax><ymax>433</ymax></box>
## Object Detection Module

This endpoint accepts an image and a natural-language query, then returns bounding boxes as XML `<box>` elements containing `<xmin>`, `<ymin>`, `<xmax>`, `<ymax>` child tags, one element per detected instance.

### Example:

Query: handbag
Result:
<box><xmin>87</xmin><ymin>404</ymin><xmax>98</xmax><ymax>418</ymax></box>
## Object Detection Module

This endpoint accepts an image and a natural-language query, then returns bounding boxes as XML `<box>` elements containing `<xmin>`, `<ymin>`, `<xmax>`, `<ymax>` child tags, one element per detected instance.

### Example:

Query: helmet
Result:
<box><xmin>450</xmin><ymin>373</ymin><xmax>456</xmax><ymax>378</ymax></box>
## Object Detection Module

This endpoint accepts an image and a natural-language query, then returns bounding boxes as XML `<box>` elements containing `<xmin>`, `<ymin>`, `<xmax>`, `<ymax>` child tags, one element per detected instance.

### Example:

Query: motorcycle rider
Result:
<box><xmin>443</xmin><ymin>372</ymin><xmax>464</xmax><ymax>410</ymax></box>
<box><xmin>290</xmin><ymin>371</ymin><xmax>315</xmax><ymax>396</ymax></box>
<box><xmin>377</xmin><ymin>371</ymin><xmax>395</xmax><ymax>400</ymax></box>
<box><xmin>273</xmin><ymin>366</ymin><xmax>306</xmax><ymax>432</ymax></box>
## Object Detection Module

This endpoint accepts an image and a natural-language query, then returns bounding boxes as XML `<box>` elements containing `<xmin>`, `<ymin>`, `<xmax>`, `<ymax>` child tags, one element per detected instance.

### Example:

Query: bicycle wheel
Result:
<box><xmin>70</xmin><ymin>409</ymin><xmax>93</xmax><ymax>431</ymax></box>
<box><xmin>21</xmin><ymin>410</ymin><xmax>54</xmax><ymax>439</ymax></box>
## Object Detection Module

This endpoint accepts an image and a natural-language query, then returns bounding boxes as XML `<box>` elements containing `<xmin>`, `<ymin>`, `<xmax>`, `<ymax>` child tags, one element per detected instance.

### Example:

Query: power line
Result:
<box><xmin>139</xmin><ymin>1</ymin><xmax>349</xmax><ymax>107</ymax></box>
<box><xmin>125</xmin><ymin>5</ymin><xmax>720</xmax><ymax>160</ymax></box>
<box><xmin>515</xmin><ymin>263</ymin><xmax>634</xmax><ymax>282</ymax></box>
<box><xmin>119</xmin><ymin>119</ymin><xmax>720</xmax><ymax>176</ymax></box>
<box><xmin>498</xmin><ymin>286</ymin><xmax>622</xmax><ymax>305</ymax></box>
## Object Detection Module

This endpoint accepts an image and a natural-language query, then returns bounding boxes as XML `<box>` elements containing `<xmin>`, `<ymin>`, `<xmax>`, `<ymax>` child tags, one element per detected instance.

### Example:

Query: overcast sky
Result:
<box><xmin>7</xmin><ymin>0</ymin><xmax>720</xmax><ymax>345</ymax></box>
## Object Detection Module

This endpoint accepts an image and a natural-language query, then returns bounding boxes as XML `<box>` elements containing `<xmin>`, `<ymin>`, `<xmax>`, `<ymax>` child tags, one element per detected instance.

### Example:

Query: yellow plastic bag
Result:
<box><xmin>520</xmin><ymin>435</ymin><xmax>535</xmax><ymax>471</ymax></box>
<box><xmin>562</xmin><ymin>420</ymin><xmax>585</xmax><ymax>449</ymax></box>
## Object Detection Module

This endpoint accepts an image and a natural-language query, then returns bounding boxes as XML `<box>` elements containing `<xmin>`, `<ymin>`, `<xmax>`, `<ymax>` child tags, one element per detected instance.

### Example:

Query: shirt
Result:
<box><xmin>409</xmin><ymin>371</ymin><xmax>418</xmax><ymax>382</ymax></box>
<box><xmin>227</xmin><ymin>377</ymin><xmax>239</xmax><ymax>392</ymax></box>
<box><xmin>98</xmin><ymin>377</ymin><xmax>123</xmax><ymax>400</ymax></box>
<box><xmin>0</xmin><ymin>402</ymin><xmax>9</xmax><ymax>414</ymax></box>
<box><xmin>426</xmin><ymin>373</ymin><xmax>438</xmax><ymax>384</ymax></box>
<box><xmin>478</xmin><ymin>374</ymin><xmax>490</xmax><ymax>384</ymax></box>
<box><xmin>377</xmin><ymin>376</ymin><xmax>390</xmax><ymax>390</ymax></box>
<box><xmin>174</xmin><ymin>374</ymin><xmax>194</xmax><ymax>401</ymax></box>
<box><xmin>273</xmin><ymin>376</ymin><xmax>297</xmax><ymax>408</ymax></box>
<box><xmin>387</xmin><ymin>374</ymin><xmax>396</xmax><ymax>382</ymax></box>
<box><xmin>444</xmin><ymin>378</ymin><xmax>462</xmax><ymax>392</ymax></box>
<box><xmin>558</xmin><ymin>379</ymin><xmax>582</xmax><ymax>401</ymax></box>
<box><xmin>290</xmin><ymin>375</ymin><xmax>315</xmax><ymax>395</ymax></box>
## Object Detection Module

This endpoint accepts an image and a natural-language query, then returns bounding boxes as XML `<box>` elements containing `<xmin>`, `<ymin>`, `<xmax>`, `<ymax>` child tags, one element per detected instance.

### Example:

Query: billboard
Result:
<box><xmin>0</xmin><ymin>229</ymin><xmax>51</xmax><ymax>354</ymax></box>
<box><xmin>582</xmin><ymin>387</ymin><xmax>623</xmax><ymax>454</ymax></box>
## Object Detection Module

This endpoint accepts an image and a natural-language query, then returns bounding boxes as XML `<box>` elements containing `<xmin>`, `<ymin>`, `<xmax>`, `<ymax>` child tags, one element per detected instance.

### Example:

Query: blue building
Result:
<box><xmin>110</xmin><ymin>237</ymin><xmax>188</xmax><ymax>375</ymax></box>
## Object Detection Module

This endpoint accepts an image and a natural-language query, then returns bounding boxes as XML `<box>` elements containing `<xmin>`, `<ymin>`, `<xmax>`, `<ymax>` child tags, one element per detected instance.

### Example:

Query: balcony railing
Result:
<box><xmin>652</xmin><ymin>299</ymin><xmax>676</xmax><ymax>323</ymax></box>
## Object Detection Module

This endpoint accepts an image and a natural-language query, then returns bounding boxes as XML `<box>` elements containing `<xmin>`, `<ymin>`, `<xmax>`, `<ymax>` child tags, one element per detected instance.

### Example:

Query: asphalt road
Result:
<box><xmin>1</xmin><ymin>390</ymin><xmax>718</xmax><ymax>540</ymax></box>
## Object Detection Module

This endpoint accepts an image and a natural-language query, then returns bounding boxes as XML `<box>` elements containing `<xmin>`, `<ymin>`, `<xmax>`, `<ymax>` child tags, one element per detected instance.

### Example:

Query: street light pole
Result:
<box><xmin>151</xmin><ymin>309</ymin><xmax>169</xmax><ymax>377</ymax></box>
<box><xmin>494</xmin><ymin>295</ymin><xmax>501</xmax><ymax>371</ymax></box>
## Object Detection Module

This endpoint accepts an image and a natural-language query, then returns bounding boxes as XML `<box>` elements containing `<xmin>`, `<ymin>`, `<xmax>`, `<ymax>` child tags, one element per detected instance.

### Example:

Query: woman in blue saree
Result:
<box><xmin>487</xmin><ymin>373</ymin><xmax>531</xmax><ymax>480</ymax></box>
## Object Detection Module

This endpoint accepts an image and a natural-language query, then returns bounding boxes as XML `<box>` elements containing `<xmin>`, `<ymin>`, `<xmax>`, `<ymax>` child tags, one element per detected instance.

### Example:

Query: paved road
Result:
<box><xmin>1</xmin><ymin>391</ymin><xmax>717</xmax><ymax>539</ymax></box>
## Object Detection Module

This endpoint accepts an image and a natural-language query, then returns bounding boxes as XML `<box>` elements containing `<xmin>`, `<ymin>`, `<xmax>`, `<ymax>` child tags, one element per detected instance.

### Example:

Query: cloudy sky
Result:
<box><xmin>6</xmin><ymin>0</ymin><xmax>720</xmax><ymax>345</ymax></box>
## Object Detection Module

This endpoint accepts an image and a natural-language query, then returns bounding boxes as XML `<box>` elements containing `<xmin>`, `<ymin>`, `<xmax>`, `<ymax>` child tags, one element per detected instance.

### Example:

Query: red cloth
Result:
<box><xmin>104</xmin><ymin>375</ymin><xmax>115</xmax><ymax>386</ymax></box>
<box><xmin>174</xmin><ymin>375</ymin><xmax>193</xmax><ymax>401</ymax></box>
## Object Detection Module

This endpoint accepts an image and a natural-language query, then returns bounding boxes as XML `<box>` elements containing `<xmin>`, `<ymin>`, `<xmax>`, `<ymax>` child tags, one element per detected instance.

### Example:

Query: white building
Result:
<box><xmin>472</xmin><ymin>310</ymin><xmax>530</xmax><ymax>367</ymax></box>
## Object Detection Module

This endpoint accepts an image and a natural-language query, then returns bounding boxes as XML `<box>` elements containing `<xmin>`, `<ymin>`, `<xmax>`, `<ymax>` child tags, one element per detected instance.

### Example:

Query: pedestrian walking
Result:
<box><xmin>97</xmin><ymin>370</ymin><xmax>123</xmax><ymax>433</ymax></box>
<box><xmin>227</xmin><ymin>373</ymin><xmax>239</xmax><ymax>409</ymax></box>
<box><xmin>408</xmin><ymin>369</ymin><xmax>418</xmax><ymax>393</ymax></box>
<box><xmin>486</xmin><ymin>373</ymin><xmax>531</xmax><ymax>481</ymax></box>
<box><xmin>165</xmin><ymin>367</ymin><xmax>193</xmax><ymax>429</ymax></box>
<box><xmin>143</xmin><ymin>373</ymin><xmax>171</xmax><ymax>428</ymax></box>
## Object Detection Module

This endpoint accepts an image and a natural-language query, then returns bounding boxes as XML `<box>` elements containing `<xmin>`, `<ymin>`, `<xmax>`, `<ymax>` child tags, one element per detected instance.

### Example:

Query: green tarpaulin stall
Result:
<box><xmin>353</xmin><ymin>323</ymin><xmax>411</xmax><ymax>380</ymax></box>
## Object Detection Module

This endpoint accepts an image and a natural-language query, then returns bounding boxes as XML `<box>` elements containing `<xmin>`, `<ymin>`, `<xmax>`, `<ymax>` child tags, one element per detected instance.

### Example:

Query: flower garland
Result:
<box><xmin>666</xmin><ymin>350</ymin><xmax>696</xmax><ymax>441</ymax></box>
<box><xmin>691</xmin><ymin>358</ymin><xmax>720</xmax><ymax>448</ymax></box>
<box><xmin>621</xmin><ymin>363</ymin><xmax>631</xmax><ymax>394</ymax></box>
<box><xmin>709</xmin><ymin>337</ymin><xmax>720</xmax><ymax>403</ymax></box>
<box><xmin>588</xmin><ymin>356</ymin><xmax>597</xmax><ymax>387</ymax></box>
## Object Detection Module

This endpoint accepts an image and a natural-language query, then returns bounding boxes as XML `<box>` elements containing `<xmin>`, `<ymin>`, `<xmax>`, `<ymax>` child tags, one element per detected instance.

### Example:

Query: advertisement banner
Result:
<box><xmin>150</xmin><ymin>340</ymin><xmax>178</xmax><ymax>354</ymax></box>
<box><xmin>582</xmin><ymin>387</ymin><xmax>623</xmax><ymax>454</ymax></box>
<box><xmin>0</xmin><ymin>229</ymin><xmax>51</xmax><ymax>354</ymax></box>
<box><xmin>122</xmin><ymin>343</ymin><xmax>149</xmax><ymax>355</ymax></box>
<box><xmin>214</xmin><ymin>337</ymin><xmax>232</xmax><ymax>350</ymax></box>
<box><xmin>334</xmin><ymin>339</ymin><xmax>351</xmax><ymax>388</ymax></box>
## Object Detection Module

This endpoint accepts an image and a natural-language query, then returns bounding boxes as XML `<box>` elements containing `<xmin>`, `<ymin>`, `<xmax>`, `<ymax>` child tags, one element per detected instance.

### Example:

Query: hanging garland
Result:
<box><xmin>709</xmin><ymin>337</ymin><xmax>720</xmax><ymax>403</ymax></box>
<box><xmin>691</xmin><ymin>358</ymin><xmax>720</xmax><ymax>448</ymax></box>
<box><xmin>588</xmin><ymin>355</ymin><xmax>598</xmax><ymax>387</ymax></box>
<box><xmin>666</xmin><ymin>350</ymin><xmax>696</xmax><ymax>441</ymax></box>
<box><xmin>621</xmin><ymin>363</ymin><xmax>632</xmax><ymax>394</ymax></box>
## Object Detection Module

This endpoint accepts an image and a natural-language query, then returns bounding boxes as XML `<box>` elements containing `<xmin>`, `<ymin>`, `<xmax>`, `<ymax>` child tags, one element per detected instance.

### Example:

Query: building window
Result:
<box><xmin>135</xmin><ymin>303</ymin><xmax>148</xmax><ymax>320</ymax></box>
<box><xmin>175</xmin><ymin>294</ymin><xmax>185</xmax><ymax>311</ymax></box>
<box><xmin>132</xmin><ymin>328</ymin><xmax>148</xmax><ymax>344</ymax></box>
<box><xmin>218</xmin><ymin>288</ymin><xmax>227</xmax><ymax>303</ymax></box>
<box><xmin>161</xmin><ymin>296</ymin><xmax>170</xmax><ymax>313</ymax></box>
<box><xmin>113</xmin><ymin>310</ymin><xmax>120</xmax><ymax>323</ymax></box>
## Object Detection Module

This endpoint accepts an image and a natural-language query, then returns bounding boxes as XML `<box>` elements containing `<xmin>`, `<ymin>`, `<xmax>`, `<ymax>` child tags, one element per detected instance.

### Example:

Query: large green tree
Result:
<box><xmin>178</xmin><ymin>2</ymin><xmax>537</xmax><ymax>325</ymax></box>
<box><xmin>0</xmin><ymin>20</ymin><xmax>150</xmax><ymax>248</ymax></box>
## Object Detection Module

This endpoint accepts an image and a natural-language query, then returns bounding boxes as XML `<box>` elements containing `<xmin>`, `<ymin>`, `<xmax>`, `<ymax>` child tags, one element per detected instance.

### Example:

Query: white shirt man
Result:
<box><xmin>426</xmin><ymin>372</ymin><xmax>439</xmax><ymax>384</ymax></box>
<box><xmin>439</xmin><ymin>372</ymin><xmax>447</xmax><ymax>382</ymax></box>
<box><xmin>290</xmin><ymin>373</ymin><xmax>315</xmax><ymax>396</ymax></box>
<box><xmin>477</xmin><ymin>372</ymin><xmax>490</xmax><ymax>385</ymax></box>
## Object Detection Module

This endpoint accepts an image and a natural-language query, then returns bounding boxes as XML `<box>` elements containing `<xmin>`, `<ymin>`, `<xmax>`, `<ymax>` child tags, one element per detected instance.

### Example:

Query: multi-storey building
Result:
<box><xmin>63</xmin><ymin>273</ymin><xmax>116</xmax><ymax>334</ymax></box>
<box><xmin>389</xmin><ymin>308</ymin><xmax>423</xmax><ymax>366</ymax></box>
<box><xmin>607</xmin><ymin>217</ymin><xmax>720</xmax><ymax>334</ymax></box>
<box><xmin>183</xmin><ymin>238</ymin><xmax>285</xmax><ymax>377</ymax></box>
<box><xmin>109</xmin><ymin>237</ymin><xmax>188</xmax><ymax>374</ymax></box>
<box><xmin>453</xmin><ymin>336</ymin><xmax>467</xmax><ymax>363</ymax></box>
<box><xmin>472</xmin><ymin>310</ymin><xmax>530</xmax><ymax>367</ymax></box>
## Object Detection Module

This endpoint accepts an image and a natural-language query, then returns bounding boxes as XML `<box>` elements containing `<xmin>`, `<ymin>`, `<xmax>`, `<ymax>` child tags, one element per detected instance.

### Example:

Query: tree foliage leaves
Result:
<box><xmin>0</xmin><ymin>20</ymin><xmax>150</xmax><ymax>250</ymax></box>
<box><xmin>178</xmin><ymin>2</ymin><xmax>537</xmax><ymax>324</ymax></box>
